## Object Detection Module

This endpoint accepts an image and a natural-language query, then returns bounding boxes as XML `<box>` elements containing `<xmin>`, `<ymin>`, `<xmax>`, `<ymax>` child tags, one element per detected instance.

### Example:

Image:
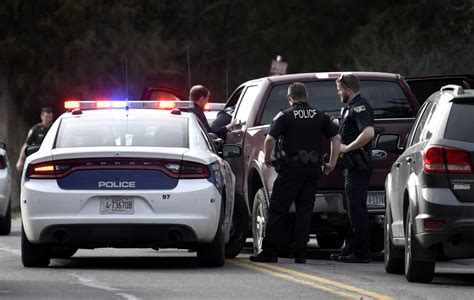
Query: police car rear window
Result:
<box><xmin>55</xmin><ymin>116</ymin><xmax>188</xmax><ymax>148</ymax></box>
<box><xmin>444</xmin><ymin>103</ymin><xmax>474</xmax><ymax>143</ymax></box>
<box><xmin>260</xmin><ymin>80</ymin><xmax>413</xmax><ymax>125</ymax></box>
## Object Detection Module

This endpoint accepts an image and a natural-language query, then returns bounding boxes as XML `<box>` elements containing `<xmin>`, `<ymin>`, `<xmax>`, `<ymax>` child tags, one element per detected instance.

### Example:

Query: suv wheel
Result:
<box><xmin>404</xmin><ymin>209</ymin><xmax>435</xmax><ymax>283</ymax></box>
<box><xmin>384</xmin><ymin>204</ymin><xmax>404</xmax><ymax>274</ymax></box>
<box><xmin>21</xmin><ymin>224</ymin><xmax>50</xmax><ymax>268</ymax></box>
<box><xmin>0</xmin><ymin>202</ymin><xmax>11</xmax><ymax>235</ymax></box>
<box><xmin>252</xmin><ymin>188</ymin><xmax>268</xmax><ymax>254</ymax></box>
<box><xmin>225</xmin><ymin>198</ymin><xmax>249</xmax><ymax>258</ymax></box>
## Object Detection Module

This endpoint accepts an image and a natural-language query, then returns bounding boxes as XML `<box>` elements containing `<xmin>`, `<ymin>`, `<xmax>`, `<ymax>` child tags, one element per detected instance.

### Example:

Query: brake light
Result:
<box><xmin>26</xmin><ymin>162</ymin><xmax>57</xmax><ymax>179</ymax></box>
<box><xmin>424</xmin><ymin>219</ymin><xmax>445</xmax><ymax>230</ymax></box>
<box><xmin>423</xmin><ymin>146</ymin><xmax>472</xmax><ymax>174</ymax></box>
<box><xmin>179</xmin><ymin>161</ymin><xmax>210</xmax><ymax>179</ymax></box>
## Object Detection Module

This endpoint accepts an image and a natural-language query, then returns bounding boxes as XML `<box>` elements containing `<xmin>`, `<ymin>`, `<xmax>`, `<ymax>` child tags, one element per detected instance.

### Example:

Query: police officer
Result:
<box><xmin>16</xmin><ymin>106</ymin><xmax>54</xmax><ymax>172</ymax></box>
<box><xmin>250</xmin><ymin>82</ymin><xmax>341</xmax><ymax>264</ymax></box>
<box><xmin>331</xmin><ymin>73</ymin><xmax>374</xmax><ymax>263</ymax></box>
<box><xmin>188</xmin><ymin>85</ymin><xmax>236</xmax><ymax>137</ymax></box>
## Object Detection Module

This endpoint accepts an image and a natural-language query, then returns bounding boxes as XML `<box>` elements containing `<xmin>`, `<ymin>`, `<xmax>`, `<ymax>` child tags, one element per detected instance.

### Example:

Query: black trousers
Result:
<box><xmin>343</xmin><ymin>165</ymin><xmax>373</xmax><ymax>258</ymax></box>
<box><xmin>262</xmin><ymin>164</ymin><xmax>319</xmax><ymax>256</ymax></box>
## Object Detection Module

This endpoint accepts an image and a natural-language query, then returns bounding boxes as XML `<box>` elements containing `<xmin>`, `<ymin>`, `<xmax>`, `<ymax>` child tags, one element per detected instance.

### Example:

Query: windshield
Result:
<box><xmin>55</xmin><ymin>115</ymin><xmax>188</xmax><ymax>148</ymax></box>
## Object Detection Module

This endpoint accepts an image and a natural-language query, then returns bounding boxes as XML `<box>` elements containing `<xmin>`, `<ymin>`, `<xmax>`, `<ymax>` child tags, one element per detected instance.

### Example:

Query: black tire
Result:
<box><xmin>317</xmin><ymin>232</ymin><xmax>344</xmax><ymax>249</ymax></box>
<box><xmin>197</xmin><ymin>222</ymin><xmax>225</xmax><ymax>267</ymax></box>
<box><xmin>225</xmin><ymin>197</ymin><xmax>249</xmax><ymax>258</ymax></box>
<box><xmin>369</xmin><ymin>225</ymin><xmax>384</xmax><ymax>253</ymax></box>
<box><xmin>50</xmin><ymin>247</ymin><xmax>78</xmax><ymax>259</ymax></box>
<box><xmin>21</xmin><ymin>224</ymin><xmax>50</xmax><ymax>268</ymax></box>
<box><xmin>404</xmin><ymin>209</ymin><xmax>435</xmax><ymax>283</ymax></box>
<box><xmin>252</xmin><ymin>188</ymin><xmax>269</xmax><ymax>255</ymax></box>
<box><xmin>0</xmin><ymin>202</ymin><xmax>11</xmax><ymax>235</ymax></box>
<box><xmin>384</xmin><ymin>203</ymin><xmax>404</xmax><ymax>274</ymax></box>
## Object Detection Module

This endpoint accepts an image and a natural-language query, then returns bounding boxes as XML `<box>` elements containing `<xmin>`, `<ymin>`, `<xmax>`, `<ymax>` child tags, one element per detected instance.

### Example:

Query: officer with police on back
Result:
<box><xmin>250</xmin><ymin>82</ymin><xmax>341</xmax><ymax>264</ymax></box>
<box><xmin>330</xmin><ymin>73</ymin><xmax>375</xmax><ymax>263</ymax></box>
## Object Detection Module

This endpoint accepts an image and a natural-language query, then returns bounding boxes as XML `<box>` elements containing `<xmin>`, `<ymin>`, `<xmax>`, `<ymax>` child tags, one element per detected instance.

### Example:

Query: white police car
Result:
<box><xmin>0</xmin><ymin>142</ymin><xmax>12</xmax><ymax>235</ymax></box>
<box><xmin>21</xmin><ymin>101</ymin><xmax>240</xmax><ymax>267</ymax></box>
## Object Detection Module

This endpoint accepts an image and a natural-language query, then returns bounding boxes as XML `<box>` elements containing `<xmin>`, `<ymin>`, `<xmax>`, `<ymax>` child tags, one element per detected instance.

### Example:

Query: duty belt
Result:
<box><xmin>285</xmin><ymin>150</ymin><xmax>320</xmax><ymax>165</ymax></box>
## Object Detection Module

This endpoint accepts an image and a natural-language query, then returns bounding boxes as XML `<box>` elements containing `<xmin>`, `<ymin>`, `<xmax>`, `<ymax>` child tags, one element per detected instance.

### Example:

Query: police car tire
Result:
<box><xmin>50</xmin><ymin>247</ymin><xmax>78</xmax><ymax>259</ymax></box>
<box><xmin>21</xmin><ymin>224</ymin><xmax>50</xmax><ymax>268</ymax></box>
<box><xmin>225</xmin><ymin>198</ymin><xmax>249</xmax><ymax>258</ymax></box>
<box><xmin>404</xmin><ymin>209</ymin><xmax>435</xmax><ymax>283</ymax></box>
<box><xmin>384</xmin><ymin>203</ymin><xmax>404</xmax><ymax>274</ymax></box>
<box><xmin>197</xmin><ymin>222</ymin><xmax>225</xmax><ymax>267</ymax></box>
<box><xmin>0</xmin><ymin>202</ymin><xmax>11</xmax><ymax>235</ymax></box>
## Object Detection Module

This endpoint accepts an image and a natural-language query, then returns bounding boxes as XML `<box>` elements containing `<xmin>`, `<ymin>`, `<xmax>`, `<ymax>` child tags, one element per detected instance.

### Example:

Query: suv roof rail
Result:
<box><xmin>440</xmin><ymin>84</ymin><xmax>464</xmax><ymax>95</ymax></box>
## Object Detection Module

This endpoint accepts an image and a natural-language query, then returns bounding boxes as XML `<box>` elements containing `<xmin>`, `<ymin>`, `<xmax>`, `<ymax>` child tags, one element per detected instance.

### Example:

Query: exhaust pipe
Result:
<box><xmin>448</xmin><ymin>235</ymin><xmax>463</xmax><ymax>247</ymax></box>
<box><xmin>168</xmin><ymin>230</ymin><xmax>183</xmax><ymax>242</ymax></box>
<box><xmin>53</xmin><ymin>229</ymin><xmax>69</xmax><ymax>243</ymax></box>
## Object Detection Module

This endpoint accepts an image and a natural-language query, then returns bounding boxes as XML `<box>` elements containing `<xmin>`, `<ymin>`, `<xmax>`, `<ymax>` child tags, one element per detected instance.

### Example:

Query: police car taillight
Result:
<box><xmin>26</xmin><ymin>162</ymin><xmax>57</xmax><ymax>179</ymax></box>
<box><xmin>164</xmin><ymin>161</ymin><xmax>210</xmax><ymax>179</ymax></box>
<box><xmin>64</xmin><ymin>100</ymin><xmax>194</xmax><ymax>111</ymax></box>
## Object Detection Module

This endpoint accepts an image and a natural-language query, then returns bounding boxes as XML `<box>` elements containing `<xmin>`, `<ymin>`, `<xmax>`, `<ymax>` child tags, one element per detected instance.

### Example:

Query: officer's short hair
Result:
<box><xmin>287</xmin><ymin>82</ymin><xmax>308</xmax><ymax>101</ymax></box>
<box><xmin>189</xmin><ymin>85</ymin><xmax>210</xmax><ymax>102</ymax></box>
<box><xmin>41</xmin><ymin>106</ymin><xmax>53</xmax><ymax>114</ymax></box>
<box><xmin>336</xmin><ymin>73</ymin><xmax>360</xmax><ymax>93</ymax></box>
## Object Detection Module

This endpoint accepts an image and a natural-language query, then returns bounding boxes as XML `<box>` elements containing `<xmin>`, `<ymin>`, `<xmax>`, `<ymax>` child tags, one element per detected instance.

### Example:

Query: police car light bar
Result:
<box><xmin>64</xmin><ymin>100</ymin><xmax>195</xmax><ymax>111</ymax></box>
<box><xmin>204</xmin><ymin>103</ymin><xmax>226</xmax><ymax>111</ymax></box>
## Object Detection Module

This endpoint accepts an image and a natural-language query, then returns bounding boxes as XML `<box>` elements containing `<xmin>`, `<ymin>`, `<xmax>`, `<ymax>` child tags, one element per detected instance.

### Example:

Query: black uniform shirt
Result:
<box><xmin>268</xmin><ymin>102</ymin><xmax>338</xmax><ymax>156</ymax></box>
<box><xmin>339</xmin><ymin>95</ymin><xmax>374</xmax><ymax>150</ymax></box>
<box><xmin>25</xmin><ymin>123</ymin><xmax>50</xmax><ymax>145</ymax></box>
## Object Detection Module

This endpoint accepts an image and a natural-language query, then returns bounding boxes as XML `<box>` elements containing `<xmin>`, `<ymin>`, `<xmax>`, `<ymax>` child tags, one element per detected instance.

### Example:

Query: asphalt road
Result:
<box><xmin>1</xmin><ymin>218</ymin><xmax>474</xmax><ymax>299</ymax></box>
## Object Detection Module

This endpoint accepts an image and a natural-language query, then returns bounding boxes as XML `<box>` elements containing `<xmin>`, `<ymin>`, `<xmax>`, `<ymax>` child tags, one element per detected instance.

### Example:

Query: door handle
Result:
<box><xmin>405</xmin><ymin>157</ymin><xmax>414</xmax><ymax>164</ymax></box>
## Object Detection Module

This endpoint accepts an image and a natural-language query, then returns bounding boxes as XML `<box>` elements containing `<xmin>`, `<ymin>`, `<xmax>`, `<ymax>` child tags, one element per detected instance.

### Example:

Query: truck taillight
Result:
<box><xmin>0</xmin><ymin>156</ymin><xmax>5</xmax><ymax>169</ymax></box>
<box><xmin>423</xmin><ymin>146</ymin><xmax>472</xmax><ymax>174</ymax></box>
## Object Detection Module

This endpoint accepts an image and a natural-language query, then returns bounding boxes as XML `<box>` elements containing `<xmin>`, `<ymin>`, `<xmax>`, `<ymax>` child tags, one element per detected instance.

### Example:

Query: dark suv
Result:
<box><xmin>377</xmin><ymin>85</ymin><xmax>474</xmax><ymax>283</ymax></box>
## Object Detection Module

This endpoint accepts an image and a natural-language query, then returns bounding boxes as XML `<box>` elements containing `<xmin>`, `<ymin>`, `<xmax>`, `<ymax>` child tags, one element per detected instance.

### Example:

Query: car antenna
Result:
<box><xmin>125</xmin><ymin>56</ymin><xmax>129</xmax><ymax>111</ymax></box>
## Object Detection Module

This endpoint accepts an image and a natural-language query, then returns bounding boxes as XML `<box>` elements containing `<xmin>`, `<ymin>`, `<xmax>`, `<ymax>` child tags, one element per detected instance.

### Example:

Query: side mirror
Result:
<box><xmin>0</xmin><ymin>142</ymin><xmax>5</xmax><ymax>149</ymax></box>
<box><xmin>25</xmin><ymin>145</ymin><xmax>41</xmax><ymax>157</ymax></box>
<box><xmin>221</xmin><ymin>144</ymin><xmax>241</xmax><ymax>158</ymax></box>
<box><xmin>375</xmin><ymin>133</ymin><xmax>402</xmax><ymax>153</ymax></box>
<box><xmin>208</xmin><ymin>133</ymin><xmax>224</xmax><ymax>149</ymax></box>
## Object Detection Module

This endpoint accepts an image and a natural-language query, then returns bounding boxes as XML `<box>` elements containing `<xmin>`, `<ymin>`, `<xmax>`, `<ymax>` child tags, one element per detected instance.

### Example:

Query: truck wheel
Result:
<box><xmin>384</xmin><ymin>204</ymin><xmax>404</xmax><ymax>274</ymax></box>
<box><xmin>21</xmin><ymin>224</ymin><xmax>50</xmax><ymax>268</ymax></box>
<box><xmin>404</xmin><ymin>209</ymin><xmax>435</xmax><ymax>283</ymax></box>
<box><xmin>0</xmin><ymin>202</ymin><xmax>11</xmax><ymax>235</ymax></box>
<box><xmin>50</xmin><ymin>247</ymin><xmax>78</xmax><ymax>259</ymax></box>
<box><xmin>225</xmin><ymin>198</ymin><xmax>249</xmax><ymax>258</ymax></box>
<box><xmin>252</xmin><ymin>188</ymin><xmax>268</xmax><ymax>254</ymax></box>
<box><xmin>317</xmin><ymin>232</ymin><xmax>344</xmax><ymax>249</ymax></box>
<box><xmin>369</xmin><ymin>225</ymin><xmax>384</xmax><ymax>253</ymax></box>
<box><xmin>197</xmin><ymin>223</ymin><xmax>225</xmax><ymax>267</ymax></box>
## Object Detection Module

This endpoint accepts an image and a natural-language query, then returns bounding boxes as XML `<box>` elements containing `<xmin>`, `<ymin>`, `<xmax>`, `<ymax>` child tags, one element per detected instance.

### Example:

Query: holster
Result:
<box><xmin>338</xmin><ymin>153</ymin><xmax>355</xmax><ymax>169</ymax></box>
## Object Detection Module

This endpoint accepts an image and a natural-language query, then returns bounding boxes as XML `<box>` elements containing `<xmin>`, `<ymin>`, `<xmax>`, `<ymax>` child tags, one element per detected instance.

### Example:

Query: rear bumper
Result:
<box><xmin>415</xmin><ymin>188</ymin><xmax>474</xmax><ymax>259</ymax></box>
<box><xmin>21</xmin><ymin>179</ymin><xmax>222</xmax><ymax>245</ymax></box>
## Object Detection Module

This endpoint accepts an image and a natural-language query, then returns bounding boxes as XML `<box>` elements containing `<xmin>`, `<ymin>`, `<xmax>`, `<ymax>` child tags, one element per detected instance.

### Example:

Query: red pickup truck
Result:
<box><xmin>141</xmin><ymin>73</ymin><xmax>473</xmax><ymax>258</ymax></box>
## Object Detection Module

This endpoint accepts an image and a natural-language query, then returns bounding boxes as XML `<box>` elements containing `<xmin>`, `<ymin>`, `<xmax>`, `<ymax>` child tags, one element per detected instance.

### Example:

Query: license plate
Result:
<box><xmin>100</xmin><ymin>198</ymin><xmax>134</xmax><ymax>215</ymax></box>
<box><xmin>367</xmin><ymin>191</ymin><xmax>385</xmax><ymax>208</ymax></box>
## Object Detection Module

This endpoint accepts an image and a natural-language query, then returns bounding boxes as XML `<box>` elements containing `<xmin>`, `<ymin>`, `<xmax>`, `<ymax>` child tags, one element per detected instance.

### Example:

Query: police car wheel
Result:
<box><xmin>0</xmin><ymin>201</ymin><xmax>11</xmax><ymax>235</ymax></box>
<box><xmin>252</xmin><ymin>188</ymin><xmax>269</xmax><ymax>254</ymax></box>
<box><xmin>384</xmin><ymin>203</ymin><xmax>404</xmax><ymax>274</ymax></box>
<box><xmin>225</xmin><ymin>198</ymin><xmax>249</xmax><ymax>258</ymax></box>
<box><xmin>404</xmin><ymin>209</ymin><xmax>435</xmax><ymax>283</ymax></box>
<box><xmin>50</xmin><ymin>247</ymin><xmax>78</xmax><ymax>259</ymax></box>
<box><xmin>197</xmin><ymin>223</ymin><xmax>225</xmax><ymax>267</ymax></box>
<box><xmin>21</xmin><ymin>224</ymin><xmax>50</xmax><ymax>268</ymax></box>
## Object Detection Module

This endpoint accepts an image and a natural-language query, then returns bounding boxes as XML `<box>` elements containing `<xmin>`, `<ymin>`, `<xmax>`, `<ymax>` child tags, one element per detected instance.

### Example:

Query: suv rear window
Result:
<box><xmin>444</xmin><ymin>103</ymin><xmax>474</xmax><ymax>143</ymax></box>
<box><xmin>260</xmin><ymin>80</ymin><xmax>412</xmax><ymax>125</ymax></box>
<box><xmin>55</xmin><ymin>116</ymin><xmax>188</xmax><ymax>148</ymax></box>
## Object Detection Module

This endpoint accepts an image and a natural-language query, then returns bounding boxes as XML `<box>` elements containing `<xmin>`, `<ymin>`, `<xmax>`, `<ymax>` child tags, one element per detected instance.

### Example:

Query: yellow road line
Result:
<box><xmin>230</xmin><ymin>258</ymin><xmax>394</xmax><ymax>300</ymax></box>
<box><xmin>229</xmin><ymin>260</ymin><xmax>360</xmax><ymax>299</ymax></box>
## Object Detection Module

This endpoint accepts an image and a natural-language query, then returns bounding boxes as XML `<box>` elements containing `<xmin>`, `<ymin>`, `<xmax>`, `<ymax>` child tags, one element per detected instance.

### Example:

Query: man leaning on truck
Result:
<box><xmin>250</xmin><ymin>82</ymin><xmax>341</xmax><ymax>264</ymax></box>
